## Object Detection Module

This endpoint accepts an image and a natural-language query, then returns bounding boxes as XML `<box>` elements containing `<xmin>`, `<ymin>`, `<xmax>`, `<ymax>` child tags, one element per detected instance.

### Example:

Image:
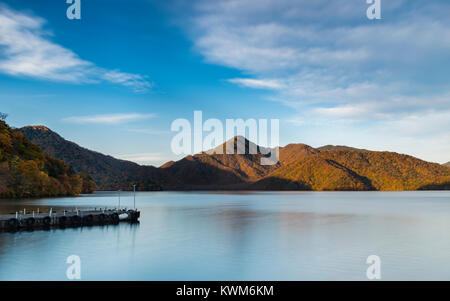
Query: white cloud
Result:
<box><xmin>116</xmin><ymin>152</ymin><xmax>169</xmax><ymax>166</ymax></box>
<box><xmin>316</xmin><ymin>105</ymin><xmax>368</xmax><ymax>119</ymax></box>
<box><xmin>176</xmin><ymin>0</ymin><xmax>450</xmax><ymax>162</ymax></box>
<box><xmin>102</xmin><ymin>70</ymin><xmax>152</xmax><ymax>93</ymax></box>
<box><xmin>228</xmin><ymin>78</ymin><xmax>284</xmax><ymax>90</ymax></box>
<box><xmin>186</xmin><ymin>1</ymin><xmax>450</xmax><ymax>115</ymax></box>
<box><xmin>186</xmin><ymin>0</ymin><xmax>450</xmax><ymax>114</ymax></box>
<box><xmin>0</xmin><ymin>5</ymin><xmax>151</xmax><ymax>92</ymax></box>
<box><xmin>63</xmin><ymin>113</ymin><xmax>155</xmax><ymax>125</ymax></box>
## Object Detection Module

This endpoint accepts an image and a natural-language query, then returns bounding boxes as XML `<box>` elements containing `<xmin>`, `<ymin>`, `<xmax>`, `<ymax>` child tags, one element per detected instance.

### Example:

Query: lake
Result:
<box><xmin>0</xmin><ymin>191</ymin><xmax>449</xmax><ymax>280</ymax></box>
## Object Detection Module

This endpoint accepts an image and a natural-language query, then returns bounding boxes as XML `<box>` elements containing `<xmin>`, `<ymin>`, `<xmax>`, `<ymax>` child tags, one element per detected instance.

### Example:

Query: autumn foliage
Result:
<box><xmin>19</xmin><ymin>127</ymin><xmax>450</xmax><ymax>192</ymax></box>
<box><xmin>0</xmin><ymin>120</ymin><xmax>96</xmax><ymax>198</ymax></box>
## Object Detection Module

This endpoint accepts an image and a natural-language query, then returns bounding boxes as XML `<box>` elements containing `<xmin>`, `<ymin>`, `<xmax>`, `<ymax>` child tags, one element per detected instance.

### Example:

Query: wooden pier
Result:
<box><xmin>0</xmin><ymin>208</ymin><xmax>140</xmax><ymax>231</ymax></box>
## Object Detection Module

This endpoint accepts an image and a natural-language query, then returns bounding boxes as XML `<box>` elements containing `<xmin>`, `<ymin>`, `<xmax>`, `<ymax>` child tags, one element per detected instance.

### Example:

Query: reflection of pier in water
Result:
<box><xmin>0</xmin><ymin>208</ymin><xmax>140</xmax><ymax>232</ymax></box>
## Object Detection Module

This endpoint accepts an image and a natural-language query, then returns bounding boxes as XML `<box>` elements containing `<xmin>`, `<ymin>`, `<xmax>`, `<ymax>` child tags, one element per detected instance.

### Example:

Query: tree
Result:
<box><xmin>0</xmin><ymin>112</ymin><xmax>8</xmax><ymax>121</ymax></box>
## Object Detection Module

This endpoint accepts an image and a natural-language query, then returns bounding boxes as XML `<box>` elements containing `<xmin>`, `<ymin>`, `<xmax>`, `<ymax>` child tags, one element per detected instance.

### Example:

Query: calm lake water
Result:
<box><xmin>0</xmin><ymin>191</ymin><xmax>449</xmax><ymax>280</ymax></box>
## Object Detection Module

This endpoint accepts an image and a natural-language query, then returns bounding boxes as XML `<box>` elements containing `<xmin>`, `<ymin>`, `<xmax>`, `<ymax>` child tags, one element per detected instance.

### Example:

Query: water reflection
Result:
<box><xmin>0</xmin><ymin>191</ymin><xmax>449</xmax><ymax>280</ymax></box>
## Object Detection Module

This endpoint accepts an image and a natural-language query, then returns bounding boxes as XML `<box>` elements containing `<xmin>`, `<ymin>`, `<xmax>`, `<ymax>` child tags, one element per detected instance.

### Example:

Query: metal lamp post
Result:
<box><xmin>133</xmin><ymin>184</ymin><xmax>137</xmax><ymax>209</ymax></box>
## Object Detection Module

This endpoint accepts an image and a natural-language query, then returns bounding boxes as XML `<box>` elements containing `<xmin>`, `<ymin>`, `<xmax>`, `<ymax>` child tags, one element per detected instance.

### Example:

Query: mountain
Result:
<box><xmin>257</xmin><ymin>148</ymin><xmax>450</xmax><ymax>191</ymax></box>
<box><xmin>21</xmin><ymin>126</ymin><xmax>450</xmax><ymax>191</ymax></box>
<box><xmin>163</xmin><ymin>138</ymin><xmax>450</xmax><ymax>191</ymax></box>
<box><xmin>161</xmin><ymin>136</ymin><xmax>279</xmax><ymax>189</ymax></box>
<box><xmin>445</xmin><ymin>162</ymin><xmax>450</xmax><ymax>167</ymax></box>
<box><xmin>317</xmin><ymin>145</ymin><xmax>367</xmax><ymax>152</ymax></box>
<box><xmin>20</xmin><ymin>126</ymin><xmax>170</xmax><ymax>191</ymax></box>
<box><xmin>0</xmin><ymin>121</ymin><xmax>96</xmax><ymax>198</ymax></box>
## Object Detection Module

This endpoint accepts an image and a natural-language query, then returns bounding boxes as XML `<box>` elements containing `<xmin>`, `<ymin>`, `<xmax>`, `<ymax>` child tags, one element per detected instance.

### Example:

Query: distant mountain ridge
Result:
<box><xmin>20</xmin><ymin>126</ymin><xmax>170</xmax><ymax>191</ymax></box>
<box><xmin>21</xmin><ymin>126</ymin><xmax>450</xmax><ymax>191</ymax></box>
<box><xmin>317</xmin><ymin>145</ymin><xmax>367</xmax><ymax>152</ymax></box>
<box><xmin>445</xmin><ymin>162</ymin><xmax>450</xmax><ymax>167</ymax></box>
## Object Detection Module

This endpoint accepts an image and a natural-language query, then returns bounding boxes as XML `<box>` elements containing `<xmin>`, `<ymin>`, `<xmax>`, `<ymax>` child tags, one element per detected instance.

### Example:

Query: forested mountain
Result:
<box><xmin>21</xmin><ymin>126</ymin><xmax>450</xmax><ymax>191</ymax></box>
<box><xmin>0</xmin><ymin>121</ymin><xmax>96</xmax><ymax>198</ymax></box>
<box><xmin>20</xmin><ymin>126</ymin><xmax>170</xmax><ymax>191</ymax></box>
<box><xmin>255</xmin><ymin>147</ymin><xmax>450</xmax><ymax>190</ymax></box>
<box><xmin>160</xmin><ymin>137</ymin><xmax>280</xmax><ymax>189</ymax></box>
<box><xmin>164</xmin><ymin>138</ymin><xmax>450</xmax><ymax>191</ymax></box>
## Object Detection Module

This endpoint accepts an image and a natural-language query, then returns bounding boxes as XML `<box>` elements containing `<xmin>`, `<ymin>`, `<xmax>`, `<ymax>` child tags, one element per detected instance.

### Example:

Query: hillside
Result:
<box><xmin>257</xmin><ymin>149</ymin><xmax>450</xmax><ymax>191</ymax></box>
<box><xmin>164</xmin><ymin>139</ymin><xmax>450</xmax><ymax>191</ymax></box>
<box><xmin>161</xmin><ymin>136</ymin><xmax>279</xmax><ymax>189</ymax></box>
<box><xmin>316</xmin><ymin>150</ymin><xmax>450</xmax><ymax>190</ymax></box>
<box><xmin>317</xmin><ymin>145</ymin><xmax>367</xmax><ymax>152</ymax></box>
<box><xmin>21</xmin><ymin>126</ymin><xmax>450</xmax><ymax>191</ymax></box>
<box><xmin>254</xmin><ymin>153</ymin><xmax>374</xmax><ymax>191</ymax></box>
<box><xmin>0</xmin><ymin>121</ymin><xmax>96</xmax><ymax>198</ymax></box>
<box><xmin>20</xmin><ymin>126</ymin><xmax>171</xmax><ymax>191</ymax></box>
<box><xmin>445</xmin><ymin>162</ymin><xmax>450</xmax><ymax>167</ymax></box>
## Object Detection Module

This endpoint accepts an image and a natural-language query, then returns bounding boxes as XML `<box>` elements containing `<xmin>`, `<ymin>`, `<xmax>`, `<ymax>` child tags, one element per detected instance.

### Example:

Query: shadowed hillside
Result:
<box><xmin>161</xmin><ymin>137</ymin><xmax>279</xmax><ymax>189</ymax></box>
<box><xmin>315</xmin><ymin>150</ymin><xmax>450</xmax><ymax>190</ymax></box>
<box><xmin>262</xmin><ymin>149</ymin><xmax>449</xmax><ymax>191</ymax></box>
<box><xmin>256</xmin><ymin>155</ymin><xmax>375</xmax><ymax>191</ymax></box>
<box><xmin>20</xmin><ymin>126</ymin><xmax>171</xmax><ymax>191</ymax></box>
<box><xmin>0</xmin><ymin>121</ymin><xmax>96</xmax><ymax>198</ymax></box>
<box><xmin>21</xmin><ymin>126</ymin><xmax>450</xmax><ymax>191</ymax></box>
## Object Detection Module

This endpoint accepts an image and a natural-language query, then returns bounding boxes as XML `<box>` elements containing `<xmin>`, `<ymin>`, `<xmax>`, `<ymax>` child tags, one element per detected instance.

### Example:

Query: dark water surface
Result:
<box><xmin>0</xmin><ymin>191</ymin><xmax>449</xmax><ymax>280</ymax></box>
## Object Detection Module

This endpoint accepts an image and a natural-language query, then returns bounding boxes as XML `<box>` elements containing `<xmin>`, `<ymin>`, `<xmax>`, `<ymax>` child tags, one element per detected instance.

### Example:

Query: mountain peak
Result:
<box><xmin>0</xmin><ymin>121</ymin><xmax>96</xmax><ymax>198</ymax></box>
<box><xmin>18</xmin><ymin>125</ymin><xmax>450</xmax><ymax>191</ymax></box>
<box><xmin>21</xmin><ymin>125</ymin><xmax>65</xmax><ymax>142</ymax></box>
<box><xmin>23</xmin><ymin>125</ymin><xmax>51</xmax><ymax>132</ymax></box>
<box><xmin>207</xmin><ymin>136</ymin><xmax>270</xmax><ymax>155</ymax></box>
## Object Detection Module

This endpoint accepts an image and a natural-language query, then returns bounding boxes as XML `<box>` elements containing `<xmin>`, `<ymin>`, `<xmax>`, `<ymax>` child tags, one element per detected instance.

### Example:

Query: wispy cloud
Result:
<box><xmin>177</xmin><ymin>0</ymin><xmax>450</xmax><ymax>156</ymax></box>
<box><xmin>116</xmin><ymin>152</ymin><xmax>169</xmax><ymax>166</ymax></box>
<box><xmin>228</xmin><ymin>78</ymin><xmax>284</xmax><ymax>90</ymax></box>
<box><xmin>159</xmin><ymin>0</ymin><xmax>450</xmax><ymax>163</ymax></box>
<box><xmin>0</xmin><ymin>5</ymin><xmax>151</xmax><ymax>92</ymax></box>
<box><xmin>62</xmin><ymin>113</ymin><xmax>155</xmax><ymax>125</ymax></box>
<box><xmin>185</xmin><ymin>0</ymin><xmax>450</xmax><ymax>119</ymax></box>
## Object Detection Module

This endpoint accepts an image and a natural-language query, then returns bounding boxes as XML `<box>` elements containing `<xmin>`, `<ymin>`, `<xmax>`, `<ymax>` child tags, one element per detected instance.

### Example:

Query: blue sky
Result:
<box><xmin>1</xmin><ymin>0</ymin><xmax>449</xmax><ymax>166</ymax></box>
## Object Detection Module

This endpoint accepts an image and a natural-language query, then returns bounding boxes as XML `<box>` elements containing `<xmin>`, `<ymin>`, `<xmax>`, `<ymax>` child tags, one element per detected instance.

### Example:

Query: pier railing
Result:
<box><xmin>0</xmin><ymin>208</ymin><xmax>140</xmax><ymax>231</ymax></box>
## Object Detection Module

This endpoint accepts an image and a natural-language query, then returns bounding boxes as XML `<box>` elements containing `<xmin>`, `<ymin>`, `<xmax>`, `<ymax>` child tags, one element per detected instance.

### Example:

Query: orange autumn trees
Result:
<box><xmin>0</xmin><ymin>120</ymin><xmax>96</xmax><ymax>198</ymax></box>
